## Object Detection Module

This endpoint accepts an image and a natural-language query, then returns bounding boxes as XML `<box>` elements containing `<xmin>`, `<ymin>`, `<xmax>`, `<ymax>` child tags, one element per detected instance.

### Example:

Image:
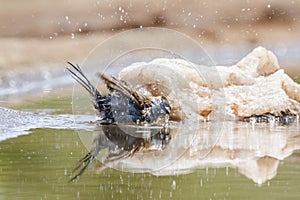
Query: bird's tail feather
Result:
<box><xmin>70</xmin><ymin>151</ymin><xmax>96</xmax><ymax>181</ymax></box>
<box><xmin>66</xmin><ymin>62</ymin><xmax>101</xmax><ymax>98</ymax></box>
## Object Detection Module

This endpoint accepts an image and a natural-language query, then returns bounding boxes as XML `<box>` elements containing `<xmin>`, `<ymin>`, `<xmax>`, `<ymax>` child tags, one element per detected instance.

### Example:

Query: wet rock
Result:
<box><xmin>237</xmin><ymin>46</ymin><xmax>280</xmax><ymax>76</ymax></box>
<box><xmin>119</xmin><ymin>46</ymin><xmax>300</xmax><ymax>121</ymax></box>
<box><xmin>282</xmin><ymin>73</ymin><xmax>300</xmax><ymax>102</ymax></box>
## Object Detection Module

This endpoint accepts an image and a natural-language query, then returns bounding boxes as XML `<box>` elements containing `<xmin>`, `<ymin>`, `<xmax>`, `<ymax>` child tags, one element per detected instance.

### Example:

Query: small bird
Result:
<box><xmin>67</xmin><ymin>62</ymin><xmax>171</xmax><ymax>181</ymax></box>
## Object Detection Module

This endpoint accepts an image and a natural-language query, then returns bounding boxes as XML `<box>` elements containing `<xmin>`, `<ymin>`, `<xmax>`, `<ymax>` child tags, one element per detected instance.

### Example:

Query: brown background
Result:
<box><xmin>1</xmin><ymin>0</ymin><xmax>299</xmax><ymax>76</ymax></box>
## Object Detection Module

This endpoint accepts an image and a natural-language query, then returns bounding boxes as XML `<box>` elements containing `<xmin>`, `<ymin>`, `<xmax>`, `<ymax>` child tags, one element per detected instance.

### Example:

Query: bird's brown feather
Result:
<box><xmin>98</xmin><ymin>73</ymin><xmax>152</xmax><ymax>109</ymax></box>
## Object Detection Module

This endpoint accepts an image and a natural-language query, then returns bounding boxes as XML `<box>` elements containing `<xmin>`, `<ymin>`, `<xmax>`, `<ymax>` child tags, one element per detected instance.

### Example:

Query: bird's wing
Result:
<box><xmin>98</xmin><ymin>73</ymin><xmax>152</xmax><ymax>109</ymax></box>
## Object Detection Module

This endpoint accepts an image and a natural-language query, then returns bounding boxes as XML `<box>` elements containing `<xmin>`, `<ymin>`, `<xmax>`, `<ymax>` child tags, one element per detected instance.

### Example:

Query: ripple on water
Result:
<box><xmin>0</xmin><ymin>107</ymin><xmax>96</xmax><ymax>141</ymax></box>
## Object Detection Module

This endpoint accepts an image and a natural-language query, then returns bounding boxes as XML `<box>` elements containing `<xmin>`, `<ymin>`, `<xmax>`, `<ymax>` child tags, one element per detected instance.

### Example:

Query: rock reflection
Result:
<box><xmin>92</xmin><ymin>120</ymin><xmax>300</xmax><ymax>185</ymax></box>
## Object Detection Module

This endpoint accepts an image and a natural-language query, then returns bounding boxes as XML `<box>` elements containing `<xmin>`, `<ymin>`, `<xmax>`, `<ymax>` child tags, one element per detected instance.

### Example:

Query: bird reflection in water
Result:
<box><xmin>67</xmin><ymin>63</ymin><xmax>171</xmax><ymax>181</ymax></box>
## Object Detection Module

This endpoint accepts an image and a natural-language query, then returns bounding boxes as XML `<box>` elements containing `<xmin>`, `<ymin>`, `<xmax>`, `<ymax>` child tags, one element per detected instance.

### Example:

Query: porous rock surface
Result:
<box><xmin>119</xmin><ymin>46</ymin><xmax>300</xmax><ymax>121</ymax></box>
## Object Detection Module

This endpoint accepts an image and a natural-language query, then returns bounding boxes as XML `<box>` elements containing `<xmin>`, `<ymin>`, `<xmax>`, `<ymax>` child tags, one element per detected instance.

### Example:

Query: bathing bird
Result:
<box><xmin>67</xmin><ymin>63</ymin><xmax>171</xmax><ymax>181</ymax></box>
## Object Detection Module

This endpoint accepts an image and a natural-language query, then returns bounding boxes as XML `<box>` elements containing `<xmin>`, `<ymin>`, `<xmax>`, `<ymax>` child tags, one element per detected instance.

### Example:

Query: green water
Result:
<box><xmin>1</xmin><ymin>96</ymin><xmax>300</xmax><ymax>199</ymax></box>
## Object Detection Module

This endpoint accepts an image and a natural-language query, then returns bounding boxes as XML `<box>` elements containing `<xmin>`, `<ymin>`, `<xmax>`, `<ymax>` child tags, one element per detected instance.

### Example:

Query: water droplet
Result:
<box><xmin>171</xmin><ymin>180</ymin><xmax>176</xmax><ymax>190</ymax></box>
<box><xmin>226</xmin><ymin>166</ymin><xmax>229</xmax><ymax>176</ymax></box>
<box><xmin>267</xmin><ymin>4</ymin><xmax>271</xmax><ymax>8</ymax></box>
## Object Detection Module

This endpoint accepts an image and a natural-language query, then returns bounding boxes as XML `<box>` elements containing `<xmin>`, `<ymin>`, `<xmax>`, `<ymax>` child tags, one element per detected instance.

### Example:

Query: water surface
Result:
<box><xmin>1</xmin><ymin>96</ymin><xmax>300</xmax><ymax>199</ymax></box>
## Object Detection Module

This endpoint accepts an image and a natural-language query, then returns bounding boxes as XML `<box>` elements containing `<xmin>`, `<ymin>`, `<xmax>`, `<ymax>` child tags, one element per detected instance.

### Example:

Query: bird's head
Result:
<box><xmin>147</xmin><ymin>96</ymin><xmax>171</xmax><ymax>124</ymax></box>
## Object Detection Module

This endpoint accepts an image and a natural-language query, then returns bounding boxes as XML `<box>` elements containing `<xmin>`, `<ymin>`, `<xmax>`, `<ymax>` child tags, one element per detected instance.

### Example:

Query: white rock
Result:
<box><xmin>236</xmin><ymin>46</ymin><xmax>280</xmax><ymax>76</ymax></box>
<box><xmin>119</xmin><ymin>47</ymin><xmax>300</xmax><ymax>120</ymax></box>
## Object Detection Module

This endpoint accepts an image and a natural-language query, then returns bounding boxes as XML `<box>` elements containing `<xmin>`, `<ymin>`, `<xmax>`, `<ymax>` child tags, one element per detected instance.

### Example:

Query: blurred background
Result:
<box><xmin>1</xmin><ymin>0</ymin><xmax>300</xmax><ymax>102</ymax></box>
<box><xmin>1</xmin><ymin>2</ymin><xmax>300</xmax><ymax>199</ymax></box>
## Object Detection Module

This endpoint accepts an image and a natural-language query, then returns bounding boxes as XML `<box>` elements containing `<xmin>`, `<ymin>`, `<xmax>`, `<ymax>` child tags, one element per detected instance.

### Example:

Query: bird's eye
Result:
<box><xmin>160</xmin><ymin>98</ymin><xmax>171</xmax><ymax>115</ymax></box>
<box><xmin>160</xmin><ymin>101</ymin><xmax>171</xmax><ymax>115</ymax></box>
<box><xmin>165</xmin><ymin>105</ymin><xmax>171</xmax><ymax>115</ymax></box>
